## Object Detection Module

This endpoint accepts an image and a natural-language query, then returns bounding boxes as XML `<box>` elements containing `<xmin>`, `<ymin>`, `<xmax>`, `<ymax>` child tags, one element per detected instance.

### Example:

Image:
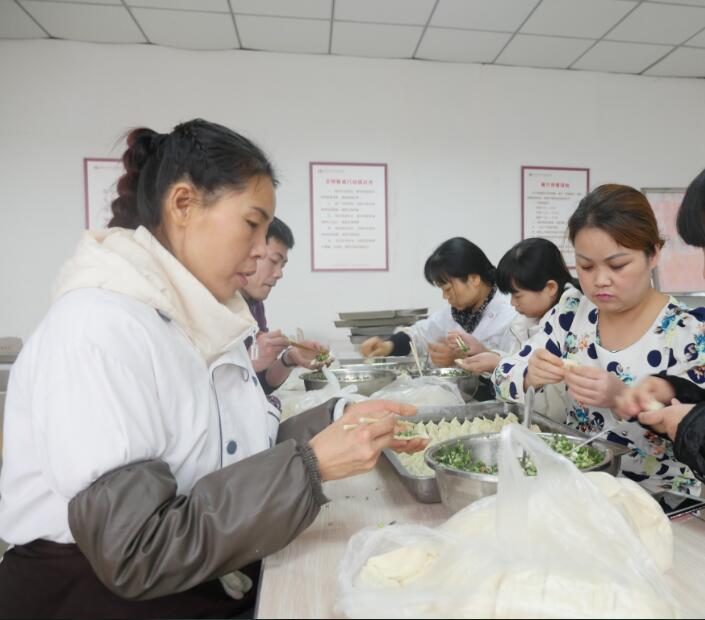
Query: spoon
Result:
<box><xmin>524</xmin><ymin>385</ymin><xmax>535</xmax><ymax>430</ymax></box>
<box><xmin>571</xmin><ymin>426</ymin><xmax>614</xmax><ymax>451</ymax></box>
<box><xmin>521</xmin><ymin>386</ymin><xmax>536</xmax><ymax>469</ymax></box>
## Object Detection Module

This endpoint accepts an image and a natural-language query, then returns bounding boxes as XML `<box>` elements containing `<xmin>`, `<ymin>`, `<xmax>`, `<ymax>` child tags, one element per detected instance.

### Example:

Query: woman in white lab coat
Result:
<box><xmin>361</xmin><ymin>237</ymin><xmax>516</xmax><ymax>369</ymax></box>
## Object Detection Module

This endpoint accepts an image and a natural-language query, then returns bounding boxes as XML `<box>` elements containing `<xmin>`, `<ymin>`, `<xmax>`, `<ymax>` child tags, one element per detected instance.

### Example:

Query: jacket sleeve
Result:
<box><xmin>388</xmin><ymin>331</ymin><xmax>411</xmax><ymax>356</ymax></box>
<box><xmin>480</xmin><ymin>299</ymin><xmax>518</xmax><ymax>355</ymax></box>
<box><xmin>276</xmin><ymin>398</ymin><xmax>337</xmax><ymax>444</ymax></box>
<box><xmin>491</xmin><ymin>290</ymin><xmax>579</xmax><ymax>403</ymax></box>
<box><xmin>257</xmin><ymin>369</ymin><xmax>277</xmax><ymax>395</ymax></box>
<box><xmin>400</xmin><ymin>305</ymin><xmax>455</xmax><ymax>356</ymax></box>
<box><xmin>68</xmin><ymin>439</ymin><xmax>327</xmax><ymax>601</ymax></box>
<box><xmin>674</xmin><ymin>403</ymin><xmax>705</xmax><ymax>481</ymax></box>
<box><xmin>659</xmin><ymin>374</ymin><xmax>705</xmax><ymax>403</ymax></box>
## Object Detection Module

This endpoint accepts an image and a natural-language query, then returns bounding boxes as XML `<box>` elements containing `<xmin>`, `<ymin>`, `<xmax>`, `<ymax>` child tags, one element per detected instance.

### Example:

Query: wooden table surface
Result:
<box><xmin>256</xmin><ymin>457</ymin><xmax>705</xmax><ymax>618</ymax></box>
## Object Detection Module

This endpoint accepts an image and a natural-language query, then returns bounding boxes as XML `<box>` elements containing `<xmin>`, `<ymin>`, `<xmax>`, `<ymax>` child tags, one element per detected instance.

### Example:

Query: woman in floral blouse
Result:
<box><xmin>493</xmin><ymin>184</ymin><xmax>705</xmax><ymax>493</ymax></box>
<box><xmin>615</xmin><ymin>167</ymin><xmax>705</xmax><ymax>482</ymax></box>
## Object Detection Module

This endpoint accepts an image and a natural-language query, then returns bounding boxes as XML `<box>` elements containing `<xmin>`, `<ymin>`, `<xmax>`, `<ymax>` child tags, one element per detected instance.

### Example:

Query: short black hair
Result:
<box><xmin>423</xmin><ymin>237</ymin><xmax>495</xmax><ymax>287</ymax></box>
<box><xmin>677</xmin><ymin>168</ymin><xmax>705</xmax><ymax>247</ymax></box>
<box><xmin>496</xmin><ymin>238</ymin><xmax>575</xmax><ymax>302</ymax></box>
<box><xmin>267</xmin><ymin>217</ymin><xmax>294</xmax><ymax>249</ymax></box>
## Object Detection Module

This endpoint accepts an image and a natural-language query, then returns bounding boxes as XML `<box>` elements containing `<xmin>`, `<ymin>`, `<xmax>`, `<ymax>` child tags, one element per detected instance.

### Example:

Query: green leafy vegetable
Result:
<box><xmin>315</xmin><ymin>350</ymin><xmax>330</xmax><ymax>363</ymax></box>
<box><xmin>434</xmin><ymin>442</ymin><xmax>498</xmax><ymax>474</ymax></box>
<box><xmin>433</xmin><ymin>435</ymin><xmax>604</xmax><ymax>475</ymax></box>
<box><xmin>443</xmin><ymin>369</ymin><xmax>468</xmax><ymax>377</ymax></box>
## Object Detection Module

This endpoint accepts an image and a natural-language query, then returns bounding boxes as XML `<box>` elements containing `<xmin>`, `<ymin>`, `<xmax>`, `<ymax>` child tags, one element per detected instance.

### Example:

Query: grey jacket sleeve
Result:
<box><xmin>68</xmin><ymin>439</ymin><xmax>328</xmax><ymax>601</ymax></box>
<box><xmin>276</xmin><ymin>397</ymin><xmax>337</xmax><ymax>444</ymax></box>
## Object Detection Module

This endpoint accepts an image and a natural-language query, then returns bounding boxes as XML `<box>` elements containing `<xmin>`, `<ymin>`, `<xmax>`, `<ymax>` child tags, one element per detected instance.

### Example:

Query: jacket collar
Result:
<box><xmin>53</xmin><ymin>226</ymin><xmax>257</xmax><ymax>364</ymax></box>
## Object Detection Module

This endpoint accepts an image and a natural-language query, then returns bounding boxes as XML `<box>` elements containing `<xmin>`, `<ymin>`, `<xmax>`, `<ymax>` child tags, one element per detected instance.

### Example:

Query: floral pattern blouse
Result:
<box><xmin>492</xmin><ymin>287</ymin><xmax>705</xmax><ymax>494</ymax></box>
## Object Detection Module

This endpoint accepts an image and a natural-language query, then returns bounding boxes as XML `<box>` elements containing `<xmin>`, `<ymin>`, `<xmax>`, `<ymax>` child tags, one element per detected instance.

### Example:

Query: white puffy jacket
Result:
<box><xmin>0</xmin><ymin>227</ymin><xmax>280</xmax><ymax>544</ymax></box>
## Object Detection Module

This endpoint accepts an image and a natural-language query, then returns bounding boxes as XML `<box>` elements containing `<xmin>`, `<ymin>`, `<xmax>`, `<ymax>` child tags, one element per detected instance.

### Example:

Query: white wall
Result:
<box><xmin>1</xmin><ymin>40</ymin><xmax>705</xmax><ymax>353</ymax></box>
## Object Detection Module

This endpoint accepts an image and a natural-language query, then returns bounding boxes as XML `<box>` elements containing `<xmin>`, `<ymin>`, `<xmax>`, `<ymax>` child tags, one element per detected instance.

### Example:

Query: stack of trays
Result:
<box><xmin>335</xmin><ymin>308</ymin><xmax>428</xmax><ymax>344</ymax></box>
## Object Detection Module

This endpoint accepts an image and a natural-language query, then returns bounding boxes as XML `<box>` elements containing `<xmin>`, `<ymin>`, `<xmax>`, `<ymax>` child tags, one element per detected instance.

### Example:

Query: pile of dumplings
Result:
<box><xmin>396</xmin><ymin>414</ymin><xmax>541</xmax><ymax>476</ymax></box>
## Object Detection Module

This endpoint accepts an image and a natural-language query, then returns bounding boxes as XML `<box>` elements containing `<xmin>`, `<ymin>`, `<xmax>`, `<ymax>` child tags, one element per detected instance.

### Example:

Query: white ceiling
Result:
<box><xmin>1</xmin><ymin>0</ymin><xmax>705</xmax><ymax>77</ymax></box>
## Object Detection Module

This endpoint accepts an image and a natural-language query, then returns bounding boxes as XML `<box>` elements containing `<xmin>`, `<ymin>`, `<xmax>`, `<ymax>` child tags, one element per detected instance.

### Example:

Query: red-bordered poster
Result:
<box><xmin>521</xmin><ymin>166</ymin><xmax>590</xmax><ymax>268</ymax></box>
<box><xmin>645</xmin><ymin>187</ymin><xmax>705</xmax><ymax>295</ymax></box>
<box><xmin>310</xmin><ymin>162</ymin><xmax>388</xmax><ymax>271</ymax></box>
<box><xmin>84</xmin><ymin>158</ymin><xmax>122</xmax><ymax>230</ymax></box>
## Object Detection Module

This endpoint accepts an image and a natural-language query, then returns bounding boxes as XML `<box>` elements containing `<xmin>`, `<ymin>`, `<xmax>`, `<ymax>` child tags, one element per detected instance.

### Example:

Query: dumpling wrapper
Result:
<box><xmin>586</xmin><ymin>472</ymin><xmax>673</xmax><ymax>572</ymax></box>
<box><xmin>393</xmin><ymin>419</ymin><xmax>428</xmax><ymax>441</ymax></box>
<box><xmin>358</xmin><ymin>546</ymin><xmax>438</xmax><ymax>588</ymax></box>
<box><xmin>355</xmin><ymin>472</ymin><xmax>675</xmax><ymax>617</ymax></box>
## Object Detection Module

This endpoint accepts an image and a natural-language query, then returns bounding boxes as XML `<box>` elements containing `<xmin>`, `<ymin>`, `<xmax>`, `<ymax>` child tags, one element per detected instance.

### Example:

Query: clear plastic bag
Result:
<box><xmin>368</xmin><ymin>374</ymin><xmax>464</xmax><ymax>407</ymax></box>
<box><xmin>337</xmin><ymin>425</ymin><xmax>678</xmax><ymax>619</ymax></box>
<box><xmin>287</xmin><ymin>366</ymin><xmax>367</xmax><ymax>418</ymax></box>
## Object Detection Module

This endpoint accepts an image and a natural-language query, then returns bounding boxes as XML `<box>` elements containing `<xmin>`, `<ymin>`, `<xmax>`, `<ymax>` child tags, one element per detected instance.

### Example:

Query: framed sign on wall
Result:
<box><xmin>521</xmin><ymin>166</ymin><xmax>590</xmax><ymax>268</ymax></box>
<box><xmin>644</xmin><ymin>187</ymin><xmax>705</xmax><ymax>295</ymax></box>
<box><xmin>309</xmin><ymin>162</ymin><xmax>388</xmax><ymax>272</ymax></box>
<box><xmin>84</xmin><ymin>158</ymin><xmax>122</xmax><ymax>230</ymax></box>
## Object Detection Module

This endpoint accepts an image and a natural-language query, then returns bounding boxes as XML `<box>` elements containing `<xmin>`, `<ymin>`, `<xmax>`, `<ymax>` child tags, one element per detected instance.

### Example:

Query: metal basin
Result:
<box><xmin>425</xmin><ymin>431</ymin><xmax>615</xmax><ymax>513</ymax></box>
<box><xmin>425</xmin><ymin>368</ymin><xmax>479</xmax><ymax>401</ymax></box>
<box><xmin>382</xmin><ymin>401</ymin><xmax>626</xmax><ymax>504</ymax></box>
<box><xmin>301</xmin><ymin>368</ymin><xmax>396</xmax><ymax>397</ymax></box>
<box><xmin>339</xmin><ymin>356</ymin><xmax>421</xmax><ymax>376</ymax></box>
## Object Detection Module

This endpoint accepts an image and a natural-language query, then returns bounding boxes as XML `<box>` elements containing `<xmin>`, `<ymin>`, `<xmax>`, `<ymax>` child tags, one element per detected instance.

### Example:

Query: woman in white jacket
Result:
<box><xmin>0</xmin><ymin>119</ymin><xmax>425</xmax><ymax>618</ymax></box>
<box><xmin>455</xmin><ymin>237</ymin><xmax>577</xmax><ymax>421</ymax></box>
<box><xmin>361</xmin><ymin>238</ymin><xmax>516</xmax><ymax>368</ymax></box>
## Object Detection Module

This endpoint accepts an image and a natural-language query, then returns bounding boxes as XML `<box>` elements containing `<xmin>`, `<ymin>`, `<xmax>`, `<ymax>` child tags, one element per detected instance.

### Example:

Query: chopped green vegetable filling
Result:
<box><xmin>315</xmin><ymin>351</ymin><xmax>330</xmax><ymax>363</ymax></box>
<box><xmin>434</xmin><ymin>443</ymin><xmax>498</xmax><ymax>474</ymax></box>
<box><xmin>542</xmin><ymin>434</ymin><xmax>604</xmax><ymax>470</ymax></box>
<box><xmin>396</xmin><ymin>427</ymin><xmax>417</xmax><ymax>438</ymax></box>
<box><xmin>433</xmin><ymin>435</ymin><xmax>604</xmax><ymax>475</ymax></box>
<box><xmin>443</xmin><ymin>369</ymin><xmax>468</xmax><ymax>377</ymax></box>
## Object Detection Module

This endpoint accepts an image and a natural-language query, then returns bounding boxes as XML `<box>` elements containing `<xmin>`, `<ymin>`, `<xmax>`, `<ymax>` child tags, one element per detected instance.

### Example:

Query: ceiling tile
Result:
<box><xmin>127</xmin><ymin>0</ymin><xmax>229</xmax><ymax>11</ymax></box>
<box><xmin>643</xmin><ymin>45</ymin><xmax>705</xmax><ymax>76</ymax></box>
<box><xmin>335</xmin><ymin>0</ymin><xmax>434</xmax><ymax>26</ymax></box>
<box><xmin>236</xmin><ymin>14</ymin><xmax>329</xmax><ymax>53</ymax></box>
<box><xmin>607</xmin><ymin>2</ymin><xmax>705</xmax><ymax>44</ymax></box>
<box><xmin>332</xmin><ymin>21</ymin><xmax>421</xmax><ymax>58</ymax></box>
<box><xmin>0</xmin><ymin>0</ymin><xmax>47</xmax><ymax>38</ymax></box>
<box><xmin>646</xmin><ymin>0</ymin><xmax>705</xmax><ymax>6</ymax></box>
<box><xmin>230</xmin><ymin>0</ymin><xmax>330</xmax><ymax>20</ymax></box>
<box><xmin>522</xmin><ymin>0</ymin><xmax>637</xmax><ymax>39</ymax></box>
<box><xmin>431</xmin><ymin>0</ymin><xmax>539</xmax><ymax>32</ymax></box>
<box><xmin>19</xmin><ymin>0</ymin><xmax>145</xmax><ymax>42</ymax></box>
<box><xmin>686</xmin><ymin>27</ymin><xmax>705</xmax><ymax>46</ymax></box>
<box><xmin>37</xmin><ymin>0</ymin><xmax>120</xmax><ymax>5</ymax></box>
<box><xmin>572</xmin><ymin>40</ymin><xmax>673</xmax><ymax>73</ymax></box>
<box><xmin>131</xmin><ymin>8</ymin><xmax>238</xmax><ymax>49</ymax></box>
<box><xmin>496</xmin><ymin>33</ymin><xmax>593</xmax><ymax>68</ymax></box>
<box><xmin>416</xmin><ymin>27</ymin><xmax>511</xmax><ymax>62</ymax></box>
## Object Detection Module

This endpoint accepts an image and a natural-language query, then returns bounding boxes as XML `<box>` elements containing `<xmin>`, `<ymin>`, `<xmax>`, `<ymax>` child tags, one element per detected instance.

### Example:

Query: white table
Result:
<box><xmin>257</xmin><ymin>457</ymin><xmax>705</xmax><ymax>618</ymax></box>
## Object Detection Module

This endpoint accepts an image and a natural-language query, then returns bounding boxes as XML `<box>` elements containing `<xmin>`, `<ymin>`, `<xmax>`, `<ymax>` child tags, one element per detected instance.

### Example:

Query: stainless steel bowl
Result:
<box><xmin>339</xmin><ymin>356</ymin><xmax>421</xmax><ymax>376</ymax></box>
<box><xmin>425</xmin><ymin>432</ymin><xmax>615</xmax><ymax>513</ymax></box>
<box><xmin>425</xmin><ymin>368</ymin><xmax>479</xmax><ymax>401</ymax></box>
<box><xmin>301</xmin><ymin>368</ymin><xmax>396</xmax><ymax>397</ymax></box>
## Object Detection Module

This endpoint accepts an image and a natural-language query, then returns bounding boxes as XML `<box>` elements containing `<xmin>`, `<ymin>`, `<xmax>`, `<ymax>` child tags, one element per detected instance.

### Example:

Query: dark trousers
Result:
<box><xmin>0</xmin><ymin>540</ymin><xmax>258</xmax><ymax>619</ymax></box>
